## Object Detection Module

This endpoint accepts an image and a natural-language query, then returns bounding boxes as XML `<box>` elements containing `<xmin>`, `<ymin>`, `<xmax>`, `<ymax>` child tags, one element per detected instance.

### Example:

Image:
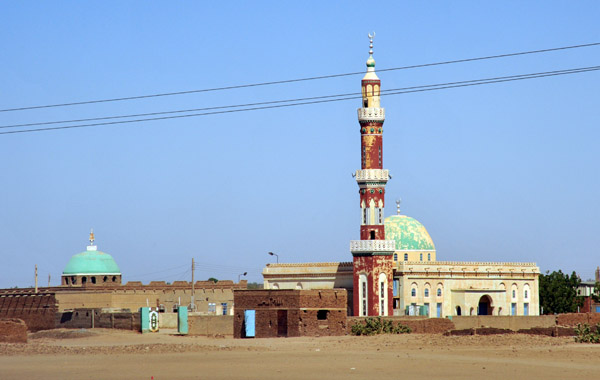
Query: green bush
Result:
<box><xmin>574</xmin><ymin>323</ymin><xmax>600</xmax><ymax>343</ymax></box>
<box><xmin>350</xmin><ymin>317</ymin><xmax>411</xmax><ymax>336</ymax></box>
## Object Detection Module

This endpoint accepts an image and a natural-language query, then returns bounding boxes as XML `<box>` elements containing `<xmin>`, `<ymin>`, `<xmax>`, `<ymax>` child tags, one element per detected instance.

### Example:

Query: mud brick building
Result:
<box><xmin>233</xmin><ymin>289</ymin><xmax>347</xmax><ymax>338</ymax></box>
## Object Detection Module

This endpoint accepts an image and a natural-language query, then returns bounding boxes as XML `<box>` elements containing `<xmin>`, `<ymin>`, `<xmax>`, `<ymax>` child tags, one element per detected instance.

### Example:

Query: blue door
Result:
<box><xmin>244</xmin><ymin>310</ymin><xmax>255</xmax><ymax>338</ymax></box>
<box><xmin>437</xmin><ymin>303</ymin><xmax>442</xmax><ymax>317</ymax></box>
<box><xmin>596</xmin><ymin>306</ymin><xmax>600</xmax><ymax>313</ymax></box>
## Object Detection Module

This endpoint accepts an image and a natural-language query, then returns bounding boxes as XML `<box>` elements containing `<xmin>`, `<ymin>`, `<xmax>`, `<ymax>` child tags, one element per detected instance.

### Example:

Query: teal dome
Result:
<box><xmin>63</xmin><ymin>248</ymin><xmax>121</xmax><ymax>275</ymax></box>
<box><xmin>384</xmin><ymin>215</ymin><xmax>435</xmax><ymax>251</ymax></box>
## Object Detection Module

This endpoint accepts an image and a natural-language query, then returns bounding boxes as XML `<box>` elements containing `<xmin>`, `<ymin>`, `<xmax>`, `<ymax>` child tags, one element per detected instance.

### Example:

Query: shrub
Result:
<box><xmin>574</xmin><ymin>323</ymin><xmax>600</xmax><ymax>343</ymax></box>
<box><xmin>350</xmin><ymin>317</ymin><xmax>411</xmax><ymax>336</ymax></box>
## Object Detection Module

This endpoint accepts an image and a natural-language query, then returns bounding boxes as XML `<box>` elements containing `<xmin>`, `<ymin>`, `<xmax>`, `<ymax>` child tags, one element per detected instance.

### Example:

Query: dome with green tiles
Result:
<box><xmin>384</xmin><ymin>215</ymin><xmax>435</xmax><ymax>251</ymax></box>
<box><xmin>63</xmin><ymin>247</ymin><xmax>121</xmax><ymax>275</ymax></box>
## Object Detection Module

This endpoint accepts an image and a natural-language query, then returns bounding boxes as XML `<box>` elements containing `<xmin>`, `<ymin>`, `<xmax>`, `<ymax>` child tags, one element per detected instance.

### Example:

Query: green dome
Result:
<box><xmin>63</xmin><ymin>249</ymin><xmax>121</xmax><ymax>275</ymax></box>
<box><xmin>384</xmin><ymin>215</ymin><xmax>435</xmax><ymax>251</ymax></box>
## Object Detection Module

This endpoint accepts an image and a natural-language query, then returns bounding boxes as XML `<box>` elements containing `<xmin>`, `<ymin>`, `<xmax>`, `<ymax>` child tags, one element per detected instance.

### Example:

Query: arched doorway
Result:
<box><xmin>456</xmin><ymin>306</ymin><xmax>462</xmax><ymax>316</ymax></box>
<box><xmin>478</xmin><ymin>295</ymin><xmax>493</xmax><ymax>315</ymax></box>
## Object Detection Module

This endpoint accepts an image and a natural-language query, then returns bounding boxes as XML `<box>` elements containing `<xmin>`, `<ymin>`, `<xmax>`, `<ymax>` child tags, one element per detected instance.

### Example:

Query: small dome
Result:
<box><xmin>63</xmin><ymin>249</ymin><xmax>121</xmax><ymax>275</ymax></box>
<box><xmin>384</xmin><ymin>215</ymin><xmax>435</xmax><ymax>251</ymax></box>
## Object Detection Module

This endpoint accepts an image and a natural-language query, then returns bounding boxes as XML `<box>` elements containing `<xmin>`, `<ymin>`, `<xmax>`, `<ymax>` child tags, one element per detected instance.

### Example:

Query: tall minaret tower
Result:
<box><xmin>350</xmin><ymin>34</ymin><xmax>396</xmax><ymax>316</ymax></box>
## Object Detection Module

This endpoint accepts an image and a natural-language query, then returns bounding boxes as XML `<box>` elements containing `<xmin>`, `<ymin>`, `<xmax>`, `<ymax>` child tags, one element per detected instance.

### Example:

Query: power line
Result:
<box><xmin>1</xmin><ymin>42</ymin><xmax>598</xmax><ymax>113</ymax></box>
<box><xmin>2</xmin><ymin>66</ymin><xmax>597</xmax><ymax>130</ymax></box>
<box><xmin>0</xmin><ymin>65</ymin><xmax>597</xmax><ymax>136</ymax></box>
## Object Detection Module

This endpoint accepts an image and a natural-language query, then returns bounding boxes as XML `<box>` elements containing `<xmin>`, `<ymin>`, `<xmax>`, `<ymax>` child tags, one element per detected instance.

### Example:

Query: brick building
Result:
<box><xmin>233</xmin><ymin>289</ymin><xmax>347</xmax><ymax>338</ymax></box>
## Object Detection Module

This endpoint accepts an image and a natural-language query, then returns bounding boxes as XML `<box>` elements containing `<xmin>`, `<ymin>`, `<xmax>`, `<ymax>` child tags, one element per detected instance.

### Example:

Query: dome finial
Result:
<box><xmin>87</xmin><ymin>228</ymin><xmax>97</xmax><ymax>251</ymax></box>
<box><xmin>366</xmin><ymin>32</ymin><xmax>376</xmax><ymax>69</ymax></box>
<box><xmin>396</xmin><ymin>199</ymin><xmax>401</xmax><ymax>215</ymax></box>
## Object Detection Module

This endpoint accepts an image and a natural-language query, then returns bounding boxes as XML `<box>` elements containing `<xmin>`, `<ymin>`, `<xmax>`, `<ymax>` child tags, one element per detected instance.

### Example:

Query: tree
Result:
<box><xmin>539</xmin><ymin>270</ymin><xmax>582</xmax><ymax>314</ymax></box>
<box><xmin>247</xmin><ymin>282</ymin><xmax>263</xmax><ymax>290</ymax></box>
<box><xmin>208</xmin><ymin>277</ymin><xmax>218</xmax><ymax>283</ymax></box>
<box><xmin>593</xmin><ymin>282</ymin><xmax>600</xmax><ymax>303</ymax></box>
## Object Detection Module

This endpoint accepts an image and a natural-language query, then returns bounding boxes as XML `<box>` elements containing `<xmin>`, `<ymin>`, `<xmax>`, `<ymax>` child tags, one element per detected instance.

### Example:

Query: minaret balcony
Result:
<box><xmin>350</xmin><ymin>240</ymin><xmax>396</xmax><ymax>253</ymax></box>
<box><xmin>357</xmin><ymin>107</ymin><xmax>385</xmax><ymax>122</ymax></box>
<box><xmin>355</xmin><ymin>169</ymin><xmax>389</xmax><ymax>182</ymax></box>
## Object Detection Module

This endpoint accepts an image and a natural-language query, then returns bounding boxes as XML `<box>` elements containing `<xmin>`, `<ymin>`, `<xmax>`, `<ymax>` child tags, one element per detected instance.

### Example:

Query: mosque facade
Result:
<box><xmin>263</xmin><ymin>37</ymin><xmax>540</xmax><ymax>317</ymax></box>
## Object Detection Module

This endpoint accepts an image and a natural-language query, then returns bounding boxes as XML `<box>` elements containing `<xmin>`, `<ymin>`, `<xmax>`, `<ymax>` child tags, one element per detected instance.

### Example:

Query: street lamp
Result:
<box><xmin>268</xmin><ymin>251</ymin><xmax>279</xmax><ymax>264</ymax></box>
<box><xmin>238</xmin><ymin>272</ymin><xmax>247</xmax><ymax>282</ymax></box>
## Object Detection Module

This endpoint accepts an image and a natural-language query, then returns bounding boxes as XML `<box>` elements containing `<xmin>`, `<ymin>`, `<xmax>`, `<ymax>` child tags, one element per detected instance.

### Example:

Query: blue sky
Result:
<box><xmin>1</xmin><ymin>1</ymin><xmax>599</xmax><ymax>287</ymax></box>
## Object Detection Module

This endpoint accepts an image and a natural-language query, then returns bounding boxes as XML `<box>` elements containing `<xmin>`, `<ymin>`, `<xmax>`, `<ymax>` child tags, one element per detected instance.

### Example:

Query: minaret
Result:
<box><xmin>350</xmin><ymin>34</ymin><xmax>396</xmax><ymax>316</ymax></box>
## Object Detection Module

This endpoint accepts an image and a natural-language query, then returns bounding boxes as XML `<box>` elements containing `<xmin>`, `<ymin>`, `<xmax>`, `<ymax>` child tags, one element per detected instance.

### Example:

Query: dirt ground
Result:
<box><xmin>1</xmin><ymin>329</ymin><xmax>599</xmax><ymax>380</ymax></box>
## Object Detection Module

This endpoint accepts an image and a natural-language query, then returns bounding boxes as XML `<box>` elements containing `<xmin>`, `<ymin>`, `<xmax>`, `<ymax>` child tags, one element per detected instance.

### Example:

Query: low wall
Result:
<box><xmin>0</xmin><ymin>293</ymin><xmax>58</xmax><ymax>332</ymax></box>
<box><xmin>158</xmin><ymin>312</ymin><xmax>178</xmax><ymax>329</ymax></box>
<box><xmin>56</xmin><ymin>309</ymin><xmax>140</xmax><ymax>331</ymax></box>
<box><xmin>189</xmin><ymin>315</ymin><xmax>233</xmax><ymax>336</ymax></box>
<box><xmin>347</xmin><ymin>316</ymin><xmax>454</xmax><ymax>334</ymax></box>
<box><xmin>557</xmin><ymin>313</ymin><xmax>600</xmax><ymax>326</ymax></box>
<box><xmin>0</xmin><ymin>318</ymin><xmax>28</xmax><ymax>343</ymax></box>
<box><xmin>451</xmin><ymin>315</ymin><xmax>556</xmax><ymax>331</ymax></box>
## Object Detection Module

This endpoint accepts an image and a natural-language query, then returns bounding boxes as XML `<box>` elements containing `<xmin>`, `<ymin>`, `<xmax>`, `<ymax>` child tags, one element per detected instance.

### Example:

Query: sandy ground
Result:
<box><xmin>1</xmin><ymin>329</ymin><xmax>600</xmax><ymax>380</ymax></box>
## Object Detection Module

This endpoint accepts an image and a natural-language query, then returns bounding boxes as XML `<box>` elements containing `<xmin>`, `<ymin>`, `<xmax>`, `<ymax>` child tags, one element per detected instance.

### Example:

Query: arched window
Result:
<box><xmin>420</xmin><ymin>253</ymin><xmax>423</xmax><ymax>261</ymax></box>
<box><xmin>424</xmin><ymin>289</ymin><xmax>429</xmax><ymax>297</ymax></box>
<box><xmin>428</xmin><ymin>253</ymin><xmax>431</xmax><ymax>261</ymax></box>
<box><xmin>404</xmin><ymin>253</ymin><xmax>408</xmax><ymax>261</ymax></box>
<box><xmin>411</xmin><ymin>288</ymin><xmax>416</xmax><ymax>297</ymax></box>
<box><xmin>437</xmin><ymin>288</ymin><xmax>442</xmax><ymax>297</ymax></box>
<box><xmin>393</xmin><ymin>253</ymin><xmax>398</xmax><ymax>261</ymax></box>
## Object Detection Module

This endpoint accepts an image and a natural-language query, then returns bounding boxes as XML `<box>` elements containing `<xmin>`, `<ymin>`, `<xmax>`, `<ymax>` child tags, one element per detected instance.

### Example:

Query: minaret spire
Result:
<box><xmin>350</xmin><ymin>35</ymin><xmax>395</xmax><ymax>317</ymax></box>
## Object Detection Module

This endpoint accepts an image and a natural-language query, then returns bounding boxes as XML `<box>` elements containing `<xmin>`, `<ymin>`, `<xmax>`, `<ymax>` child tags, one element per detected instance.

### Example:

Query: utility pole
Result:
<box><xmin>34</xmin><ymin>265</ymin><xmax>38</xmax><ymax>293</ymax></box>
<box><xmin>191</xmin><ymin>258</ymin><xmax>196</xmax><ymax>311</ymax></box>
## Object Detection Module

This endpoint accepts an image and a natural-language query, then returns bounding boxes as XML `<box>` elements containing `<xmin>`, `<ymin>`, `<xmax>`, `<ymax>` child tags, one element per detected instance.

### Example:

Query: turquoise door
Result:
<box><xmin>244</xmin><ymin>310</ymin><xmax>255</xmax><ymax>338</ymax></box>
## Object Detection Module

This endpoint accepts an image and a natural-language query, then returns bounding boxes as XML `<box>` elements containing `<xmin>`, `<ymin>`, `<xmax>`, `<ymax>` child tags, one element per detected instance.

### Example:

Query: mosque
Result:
<box><xmin>262</xmin><ymin>36</ymin><xmax>540</xmax><ymax>318</ymax></box>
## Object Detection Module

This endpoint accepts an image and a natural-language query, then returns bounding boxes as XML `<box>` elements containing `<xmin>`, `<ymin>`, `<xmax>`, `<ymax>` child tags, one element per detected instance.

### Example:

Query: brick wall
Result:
<box><xmin>0</xmin><ymin>293</ymin><xmax>57</xmax><ymax>332</ymax></box>
<box><xmin>346</xmin><ymin>316</ymin><xmax>454</xmax><ymax>334</ymax></box>
<box><xmin>0</xmin><ymin>318</ymin><xmax>28</xmax><ymax>343</ymax></box>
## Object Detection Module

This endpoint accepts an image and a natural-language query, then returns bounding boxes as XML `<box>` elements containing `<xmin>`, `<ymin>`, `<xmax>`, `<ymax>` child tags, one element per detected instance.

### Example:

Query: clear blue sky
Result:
<box><xmin>1</xmin><ymin>1</ymin><xmax>599</xmax><ymax>287</ymax></box>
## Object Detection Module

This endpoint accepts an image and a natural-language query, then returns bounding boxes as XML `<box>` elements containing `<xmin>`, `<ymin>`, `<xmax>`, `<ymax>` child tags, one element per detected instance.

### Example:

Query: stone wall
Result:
<box><xmin>188</xmin><ymin>315</ymin><xmax>233</xmax><ymax>336</ymax></box>
<box><xmin>0</xmin><ymin>318</ymin><xmax>28</xmax><ymax>343</ymax></box>
<box><xmin>0</xmin><ymin>293</ymin><xmax>57</xmax><ymax>332</ymax></box>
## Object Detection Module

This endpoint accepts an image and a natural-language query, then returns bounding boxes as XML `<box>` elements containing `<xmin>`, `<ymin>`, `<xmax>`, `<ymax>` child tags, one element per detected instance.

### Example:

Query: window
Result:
<box><xmin>208</xmin><ymin>303</ymin><xmax>216</xmax><ymax>313</ymax></box>
<box><xmin>378</xmin><ymin>208</ymin><xmax>383</xmax><ymax>224</ymax></box>
<box><xmin>393</xmin><ymin>253</ymin><xmax>398</xmax><ymax>261</ymax></box>
<box><xmin>362</xmin><ymin>300</ymin><xmax>366</xmax><ymax>316</ymax></box>
<box><xmin>362</xmin><ymin>282</ymin><xmax>366</xmax><ymax>298</ymax></box>
<box><xmin>428</xmin><ymin>253</ymin><xmax>431</xmax><ymax>261</ymax></box>
<box><xmin>524</xmin><ymin>290</ymin><xmax>528</xmax><ymax>299</ymax></box>
<box><xmin>420</xmin><ymin>253</ymin><xmax>423</xmax><ymax>261</ymax></box>
<box><xmin>362</xmin><ymin>208</ymin><xmax>367</xmax><ymax>225</ymax></box>
<box><xmin>370</xmin><ymin>230</ymin><xmax>375</xmax><ymax>240</ymax></box>
<box><xmin>511</xmin><ymin>303</ymin><xmax>517</xmax><ymax>316</ymax></box>
<box><xmin>524</xmin><ymin>303</ymin><xmax>529</xmax><ymax>316</ymax></box>
<box><xmin>512</xmin><ymin>290</ymin><xmax>516</xmax><ymax>298</ymax></box>
<box><xmin>437</xmin><ymin>288</ymin><xmax>442</xmax><ymax>297</ymax></box>
<box><xmin>404</xmin><ymin>253</ymin><xmax>408</xmax><ymax>261</ymax></box>
<box><xmin>317</xmin><ymin>310</ymin><xmax>328</xmax><ymax>320</ymax></box>
<box><xmin>424</xmin><ymin>289</ymin><xmax>429</xmax><ymax>297</ymax></box>
<box><xmin>411</xmin><ymin>288</ymin><xmax>416</xmax><ymax>297</ymax></box>
<box><xmin>222</xmin><ymin>303</ymin><xmax>228</xmax><ymax>315</ymax></box>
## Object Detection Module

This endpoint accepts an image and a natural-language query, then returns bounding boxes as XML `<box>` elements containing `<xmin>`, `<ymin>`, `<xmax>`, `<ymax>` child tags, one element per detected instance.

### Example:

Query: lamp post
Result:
<box><xmin>238</xmin><ymin>272</ymin><xmax>247</xmax><ymax>282</ymax></box>
<box><xmin>268</xmin><ymin>251</ymin><xmax>279</xmax><ymax>264</ymax></box>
